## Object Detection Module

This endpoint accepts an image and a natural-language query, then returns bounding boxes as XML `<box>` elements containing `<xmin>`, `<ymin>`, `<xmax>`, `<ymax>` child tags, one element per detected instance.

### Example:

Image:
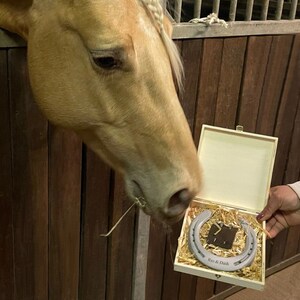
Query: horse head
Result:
<box><xmin>0</xmin><ymin>0</ymin><xmax>201</xmax><ymax>223</ymax></box>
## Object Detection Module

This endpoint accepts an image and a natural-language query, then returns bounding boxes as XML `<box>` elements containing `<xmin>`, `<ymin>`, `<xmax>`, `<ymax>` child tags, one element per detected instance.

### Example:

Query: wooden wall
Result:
<box><xmin>0</xmin><ymin>33</ymin><xmax>299</xmax><ymax>300</ymax></box>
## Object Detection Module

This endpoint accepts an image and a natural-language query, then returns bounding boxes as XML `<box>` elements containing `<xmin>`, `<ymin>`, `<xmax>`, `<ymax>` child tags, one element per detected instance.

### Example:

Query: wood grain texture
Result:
<box><xmin>178</xmin><ymin>274</ymin><xmax>197</xmax><ymax>300</ymax></box>
<box><xmin>252</xmin><ymin>35</ymin><xmax>294</xmax><ymax>268</ymax></box>
<box><xmin>282</xmin><ymin>35</ymin><xmax>300</xmax><ymax>260</ymax></box>
<box><xmin>194</xmin><ymin>38</ymin><xmax>224</xmax><ymax>145</ymax></box>
<box><xmin>160</xmin><ymin>39</ymin><xmax>204</xmax><ymax>300</ymax></box>
<box><xmin>79</xmin><ymin>148</ymin><xmax>111</xmax><ymax>300</ymax></box>
<box><xmin>0</xmin><ymin>50</ymin><xmax>14</xmax><ymax>300</ymax></box>
<box><xmin>237</xmin><ymin>36</ymin><xmax>272</xmax><ymax>132</ymax></box>
<box><xmin>107</xmin><ymin>172</ymin><xmax>136</xmax><ymax>300</ymax></box>
<box><xmin>49</xmin><ymin>127</ymin><xmax>82</xmax><ymax>300</ymax></box>
<box><xmin>213</xmin><ymin>37</ymin><xmax>247</xmax><ymax>294</ymax></box>
<box><xmin>214</xmin><ymin>37</ymin><xmax>247</xmax><ymax>129</ymax></box>
<box><xmin>8</xmin><ymin>48</ymin><xmax>48</xmax><ymax>300</ymax></box>
<box><xmin>0</xmin><ymin>34</ymin><xmax>299</xmax><ymax>300</ymax></box>
<box><xmin>256</xmin><ymin>35</ymin><xmax>294</xmax><ymax>137</ymax></box>
<box><xmin>161</xmin><ymin>223</ymin><xmax>182</xmax><ymax>300</ymax></box>
<box><xmin>269</xmin><ymin>34</ymin><xmax>300</xmax><ymax>268</ymax></box>
<box><xmin>180</xmin><ymin>39</ymin><xmax>203</xmax><ymax>131</ymax></box>
<box><xmin>272</xmin><ymin>35</ymin><xmax>299</xmax><ymax>186</ymax></box>
<box><xmin>195</xmin><ymin>278</ymin><xmax>215</xmax><ymax>300</ymax></box>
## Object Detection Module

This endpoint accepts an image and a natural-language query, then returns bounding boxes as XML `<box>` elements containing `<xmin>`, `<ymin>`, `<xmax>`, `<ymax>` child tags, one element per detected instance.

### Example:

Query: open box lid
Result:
<box><xmin>197</xmin><ymin>125</ymin><xmax>278</xmax><ymax>212</ymax></box>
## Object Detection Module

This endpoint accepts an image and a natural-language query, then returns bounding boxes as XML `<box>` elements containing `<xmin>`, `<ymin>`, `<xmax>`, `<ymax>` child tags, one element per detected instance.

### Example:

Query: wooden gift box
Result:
<box><xmin>174</xmin><ymin>125</ymin><xmax>278</xmax><ymax>290</ymax></box>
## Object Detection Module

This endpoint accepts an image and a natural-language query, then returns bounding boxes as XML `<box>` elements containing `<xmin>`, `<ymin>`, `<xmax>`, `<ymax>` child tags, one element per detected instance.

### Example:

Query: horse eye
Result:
<box><xmin>93</xmin><ymin>56</ymin><xmax>121</xmax><ymax>70</ymax></box>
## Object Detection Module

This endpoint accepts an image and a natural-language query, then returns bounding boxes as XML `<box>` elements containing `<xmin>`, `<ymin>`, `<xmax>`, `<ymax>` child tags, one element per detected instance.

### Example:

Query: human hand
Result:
<box><xmin>256</xmin><ymin>185</ymin><xmax>300</xmax><ymax>238</ymax></box>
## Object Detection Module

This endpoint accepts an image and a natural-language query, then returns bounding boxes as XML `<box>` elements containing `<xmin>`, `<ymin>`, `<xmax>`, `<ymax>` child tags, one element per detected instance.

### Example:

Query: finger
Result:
<box><xmin>266</xmin><ymin>217</ymin><xmax>276</xmax><ymax>232</ymax></box>
<box><xmin>257</xmin><ymin>192</ymin><xmax>282</xmax><ymax>222</ymax></box>
<box><xmin>267</xmin><ymin>221</ymin><xmax>286</xmax><ymax>239</ymax></box>
<box><xmin>266</xmin><ymin>212</ymin><xmax>289</xmax><ymax>238</ymax></box>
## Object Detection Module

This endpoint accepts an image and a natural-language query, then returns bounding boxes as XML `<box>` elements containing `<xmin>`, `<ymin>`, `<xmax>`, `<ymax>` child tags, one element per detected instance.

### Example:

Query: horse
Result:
<box><xmin>0</xmin><ymin>0</ymin><xmax>201</xmax><ymax>223</ymax></box>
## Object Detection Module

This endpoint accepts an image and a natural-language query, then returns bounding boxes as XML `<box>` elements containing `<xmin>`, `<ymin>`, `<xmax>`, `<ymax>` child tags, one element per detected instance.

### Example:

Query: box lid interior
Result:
<box><xmin>197</xmin><ymin>125</ymin><xmax>278</xmax><ymax>212</ymax></box>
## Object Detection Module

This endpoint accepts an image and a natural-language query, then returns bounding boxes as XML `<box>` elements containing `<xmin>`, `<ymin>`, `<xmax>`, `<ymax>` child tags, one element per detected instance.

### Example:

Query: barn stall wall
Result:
<box><xmin>0</xmin><ymin>30</ymin><xmax>300</xmax><ymax>300</ymax></box>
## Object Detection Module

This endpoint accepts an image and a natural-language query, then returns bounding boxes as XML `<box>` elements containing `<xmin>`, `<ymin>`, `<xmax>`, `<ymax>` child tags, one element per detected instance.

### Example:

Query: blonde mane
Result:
<box><xmin>140</xmin><ymin>0</ymin><xmax>184</xmax><ymax>92</ymax></box>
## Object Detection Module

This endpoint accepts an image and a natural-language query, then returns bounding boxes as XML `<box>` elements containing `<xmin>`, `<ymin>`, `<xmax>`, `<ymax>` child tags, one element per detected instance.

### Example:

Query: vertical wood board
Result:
<box><xmin>0</xmin><ymin>50</ymin><xmax>14</xmax><ymax>300</ymax></box>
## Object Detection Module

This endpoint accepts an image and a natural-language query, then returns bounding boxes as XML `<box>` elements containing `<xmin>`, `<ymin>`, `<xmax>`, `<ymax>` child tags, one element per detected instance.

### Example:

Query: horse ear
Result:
<box><xmin>0</xmin><ymin>1</ymin><xmax>33</xmax><ymax>40</ymax></box>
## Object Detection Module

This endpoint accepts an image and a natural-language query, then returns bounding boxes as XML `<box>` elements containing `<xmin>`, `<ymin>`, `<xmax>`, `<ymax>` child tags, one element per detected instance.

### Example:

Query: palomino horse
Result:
<box><xmin>0</xmin><ymin>0</ymin><xmax>201</xmax><ymax>223</ymax></box>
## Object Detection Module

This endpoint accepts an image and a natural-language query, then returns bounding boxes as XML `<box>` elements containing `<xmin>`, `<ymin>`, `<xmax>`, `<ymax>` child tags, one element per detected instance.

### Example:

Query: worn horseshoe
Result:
<box><xmin>188</xmin><ymin>210</ymin><xmax>257</xmax><ymax>272</ymax></box>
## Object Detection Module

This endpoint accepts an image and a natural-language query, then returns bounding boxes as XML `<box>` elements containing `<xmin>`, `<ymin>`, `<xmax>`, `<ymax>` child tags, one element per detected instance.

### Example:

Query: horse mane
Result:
<box><xmin>140</xmin><ymin>0</ymin><xmax>184</xmax><ymax>92</ymax></box>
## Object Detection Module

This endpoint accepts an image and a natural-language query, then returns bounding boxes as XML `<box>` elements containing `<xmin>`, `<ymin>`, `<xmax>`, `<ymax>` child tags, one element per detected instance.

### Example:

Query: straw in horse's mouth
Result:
<box><xmin>132</xmin><ymin>180</ymin><xmax>147</xmax><ymax>209</ymax></box>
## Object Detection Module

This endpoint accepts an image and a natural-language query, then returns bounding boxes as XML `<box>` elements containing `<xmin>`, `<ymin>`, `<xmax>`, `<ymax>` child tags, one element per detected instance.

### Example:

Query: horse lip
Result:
<box><xmin>129</xmin><ymin>180</ymin><xmax>186</xmax><ymax>223</ymax></box>
<box><xmin>152</xmin><ymin>209</ymin><xmax>186</xmax><ymax>225</ymax></box>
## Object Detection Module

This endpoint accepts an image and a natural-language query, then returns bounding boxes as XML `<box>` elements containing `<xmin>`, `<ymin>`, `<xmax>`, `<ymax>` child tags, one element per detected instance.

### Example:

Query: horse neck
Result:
<box><xmin>0</xmin><ymin>0</ymin><xmax>33</xmax><ymax>39</ymax></box>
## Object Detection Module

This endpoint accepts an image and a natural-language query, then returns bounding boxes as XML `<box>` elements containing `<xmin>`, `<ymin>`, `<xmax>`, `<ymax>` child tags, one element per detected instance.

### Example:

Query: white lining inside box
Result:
<box><xmin>174</xmin><ymin>125</ymin><xmax>278</xmax><ymax>291</ymax></box>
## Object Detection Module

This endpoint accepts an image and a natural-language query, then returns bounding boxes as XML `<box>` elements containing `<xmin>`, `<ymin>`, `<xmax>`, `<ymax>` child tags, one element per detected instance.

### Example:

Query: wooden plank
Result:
<box><xmin>268</xmin><ymin>231</ymin><xmax>289</xmax><ymax>267</ymax></box>
<box><xmin>172</xmin><ymin>20</ymin><xmax>300</xmax><ymax>39</ymax></box>
<box><xmin>145</xmin><ymin>40</ymin><xmax>183</xmax><ymax>300</ymax></box>
<box><xmin>8</xmin><ymin>48</ymin><xmax>48</xmax><ymax>300</ymax></box>
<box><xmin>237</xmin><ymin>36</ymin><xmax>272</xmax><ymax>132</ymax></box>
<box><xmin>195</xmin><ymin>278</ymin><xmax>215</xmax><ymax>300</ymax></box>
<box><xmin>283</xmin><ymin>44</ymin><xmax>300</xmax><ymax>259</ymax></box>
<box><xmin>161</xmin><ymin>223</ymin><xmax>181</xmax><ymax>300</ymax></box>
<box><xmin>145</xmin><ymin>219</ymin><xmax>167</xmax><ymax>300</ymax></box>
<box><xmin>193</xmin><ymin>38</ymin><xmax>224</xmax><ymax>145</ymax></box>
<box><xmin>284</xmin><ymin>87</ymin><xmax>300</xmax><ymax>184</ymax></box>
<box><xmin>284</xmin><ymin>226</ymin><xmax>300</xmax><ymax>260</ymax></box>
<box><xmin>107</xmin><ymin>173</ymin><xmax>136</xmax><ymax>299</ymax></box>
<box><xmin>194</xmin><ymin>37</ymin><xmax>246</xmax><ymax>297</ymax></box>
<box><xmin>79</xmin><ymin>148</ymin><xmax>111</xmax><ymax>300</ymax></box>
<box><xmin>178</xmin><ymin>274</ymin><xmax>197</xmax><ymax>300</ymax></box>
<box><xmin>161</xmin><ymin>38</ymin><xmax>204</xmax><ymax>300</ymax></box>
<box><xmin>214</xmin><ymin>282</ymin><xmax>233</xmax><ymax>295</ymax></box>
<box><xmin>256</xmin><ymin>35</ymin><xmax>294</xmax><ymax>137</ymax></box>
<box><xmin>0</xmin><ymin>50</ymin><xmax>14</xmax><ymax>300</ymax></box>
<box><xmin>261</xmin><ymin>41</ymin><xmax>293</xmax><ymax>267</ymax></box>
<box><xmin>49</xmin><ymin>127</ymin><xmax>82</xmax><ymax>299</ymax></box>
<box><xmin>267</xmin><ymin>35</ymin><xmax>299</xmax><ymax>268</ymax></box>
<box><xmin>214</xmin><ymin>37</ymin><xmax>247</xmax><ymax>128</ymax></box>
<box><xmin>177</xmin><ymin>38</ymin><xmax>205</xmax><ymax>300</ymax></box>
<box><xmin>213</xmin><ymin>36</ymin><xmax>247</xmax><ymax>295</ymax></box>
<box><xmin>180</xmin><ymin>39</ymin><xmax>203</xmax><ymax>131</ymax></box>
<box><xmin>272</xmin><ymin>34</ymin><xmax>299</xmax><ymax>185</ymax></box>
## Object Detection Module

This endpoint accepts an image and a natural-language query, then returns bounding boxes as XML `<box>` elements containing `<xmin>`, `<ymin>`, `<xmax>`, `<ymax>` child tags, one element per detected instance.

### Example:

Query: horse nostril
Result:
<box><xmin>166</xmin><ymin>189</ymin><xmax>194</xmax><ymax>217</ymax></box>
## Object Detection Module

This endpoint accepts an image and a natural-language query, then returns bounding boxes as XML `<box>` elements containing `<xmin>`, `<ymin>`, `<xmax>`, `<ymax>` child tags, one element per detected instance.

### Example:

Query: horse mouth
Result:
<box><xmin>129</xmin><ymin>180</ymin><xmax>187</xmax><ymax>224</ymax></box>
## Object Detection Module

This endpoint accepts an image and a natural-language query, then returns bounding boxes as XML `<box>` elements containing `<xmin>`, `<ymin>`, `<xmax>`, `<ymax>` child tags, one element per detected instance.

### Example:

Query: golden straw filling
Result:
<box><xmin>177</xmin><ymin>201</ymin><xmax>265</xmax><ymax>281</ymax></box>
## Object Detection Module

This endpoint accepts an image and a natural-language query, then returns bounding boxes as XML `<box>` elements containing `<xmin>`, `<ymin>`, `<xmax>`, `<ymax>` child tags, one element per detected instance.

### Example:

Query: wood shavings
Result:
<box><xmin>177</xmin><ymin>201</ymin><xmax>265</xmax><ymax>282</ymax></box>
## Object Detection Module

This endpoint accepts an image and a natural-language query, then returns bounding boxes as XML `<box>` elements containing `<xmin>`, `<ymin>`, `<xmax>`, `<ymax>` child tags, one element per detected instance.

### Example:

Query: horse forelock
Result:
<box><xmin>140</xmin><ymin>0</ymin><xmax>184</xmax><ymax>92</ymax></box>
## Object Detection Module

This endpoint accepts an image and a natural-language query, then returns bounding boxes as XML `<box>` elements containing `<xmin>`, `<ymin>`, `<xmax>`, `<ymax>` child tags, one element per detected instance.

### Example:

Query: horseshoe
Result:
<box><xmin>188</xmin><ymin>210</ymin><xmax>257</xmax><ymax>272</ymax></box>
